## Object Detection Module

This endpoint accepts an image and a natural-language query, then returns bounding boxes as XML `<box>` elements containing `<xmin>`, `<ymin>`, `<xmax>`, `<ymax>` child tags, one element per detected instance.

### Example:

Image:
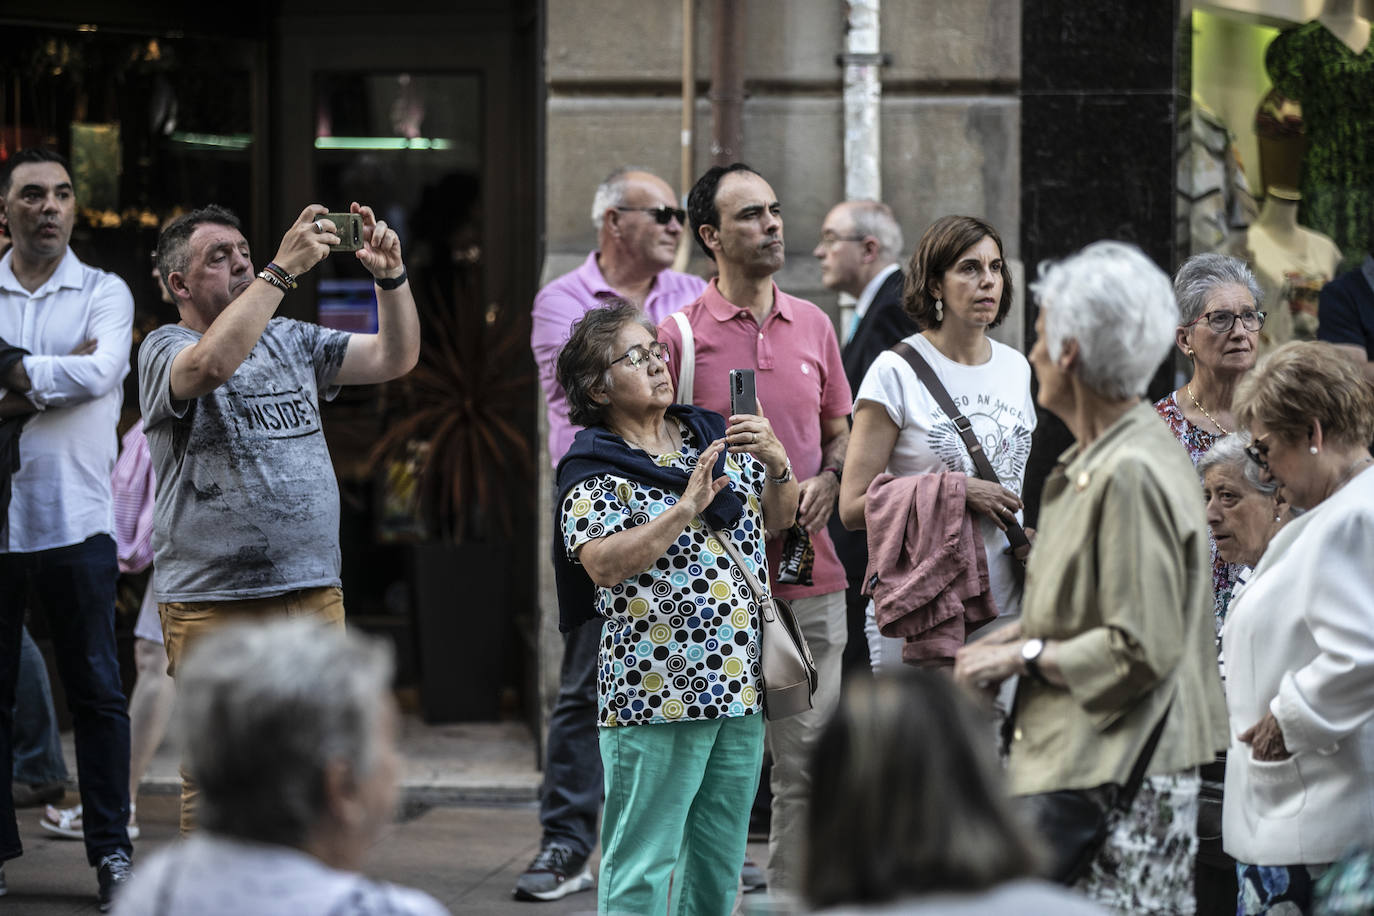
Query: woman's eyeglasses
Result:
<box><xmin>610</xmin><ymin>341</ymin><xmax>670</xmax><ymax>370</ymax></box>
<box><xmin>615</xmin><ymin>206</ymin><xmax>686</xmax><ymax>226</ymax></box>
<box><xmin>1244</xmin><ymin>432</ymin><xmax>1271</xmax><ymax>471</ymax></box>
<box><xmin>1184</xmin><ymin>309</ymin><xmax>1266</xmax><ymax>334</ymax></box>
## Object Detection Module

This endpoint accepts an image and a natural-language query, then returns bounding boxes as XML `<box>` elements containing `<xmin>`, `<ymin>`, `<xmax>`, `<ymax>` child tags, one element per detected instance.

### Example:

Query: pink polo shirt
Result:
<box><xmin>658</xmin><ymin>278</ymin><xmax>852</xmax><ymax>600</ymax></box>
<box><xmin>531</xmin><ymin>252</ymin><xmax>706</xmax><ymax>466</ymax></box>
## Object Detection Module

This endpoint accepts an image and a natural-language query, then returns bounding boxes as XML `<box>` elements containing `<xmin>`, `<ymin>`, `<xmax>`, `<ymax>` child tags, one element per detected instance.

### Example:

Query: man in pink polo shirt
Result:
<box><xmin>520</xmin><ymin>167</ymin><xmax>704</xmax><ymax>902</ymax></box>
<box><xmin>658</xmin><ymin>163</ymin><xmax>852</xmax><ymax>901</ymax></box>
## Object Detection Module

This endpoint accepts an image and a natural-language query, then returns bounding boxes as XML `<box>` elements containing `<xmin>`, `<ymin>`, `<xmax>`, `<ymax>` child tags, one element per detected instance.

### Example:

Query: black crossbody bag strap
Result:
<box><xmin>890</xmin><ymin>341</ymin><xmax>1030</xmax><ymax>552</ymax></box>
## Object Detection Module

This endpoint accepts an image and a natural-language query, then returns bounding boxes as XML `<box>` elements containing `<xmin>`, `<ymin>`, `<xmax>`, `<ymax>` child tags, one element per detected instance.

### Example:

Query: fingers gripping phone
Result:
<box><xmin>322</xmin><ymin>212</ymin><xmax>364</xmax><ymax>252</ymax></box>
<box><xmin>729</xmin><ymin>369</ymin><xmax>756</xmax><ymax>417</ymax></box>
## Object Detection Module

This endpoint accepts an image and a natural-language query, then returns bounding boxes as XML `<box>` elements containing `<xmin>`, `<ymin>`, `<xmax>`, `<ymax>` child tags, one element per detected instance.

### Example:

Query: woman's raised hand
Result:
<box><xmin>681</xmin><ymin>439</ymin><xmax>731</xmax><ymax>516</ymax></box>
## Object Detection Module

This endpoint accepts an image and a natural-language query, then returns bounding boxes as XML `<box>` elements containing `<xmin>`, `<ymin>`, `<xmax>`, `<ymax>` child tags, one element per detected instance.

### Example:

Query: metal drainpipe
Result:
<box><xmin>710</xmin><ymin>0</ymin><xmax>744</xmax><ymax>165</ymax></box>
<box><xmin>841</xmin><ymin>0</ymin><xmax>885</xmax><ymax>201</ymax></box>
<box><xmin>674</xmin><ymin>0</ymin><xmax>697</xmax><ymax>273</ymax></box>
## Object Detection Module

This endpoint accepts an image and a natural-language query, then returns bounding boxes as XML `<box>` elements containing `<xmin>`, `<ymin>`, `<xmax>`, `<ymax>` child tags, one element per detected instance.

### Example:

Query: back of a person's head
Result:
<box><xmin>805</xmin><ymin>672</ymin><xmax>1039</xmax><ymax>908</ymax></box>
<box><xmin>175</xmin><ymin>618</ymin><xmax>393</xmax><ymax>848</ymax></box>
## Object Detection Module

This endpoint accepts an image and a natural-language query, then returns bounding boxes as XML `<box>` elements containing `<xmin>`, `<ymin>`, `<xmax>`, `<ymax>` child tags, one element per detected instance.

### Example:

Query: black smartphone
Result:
<box><xmin>729</xmin><ymin>368</ymin><xmax>756</xmax><ymax>417</ymax></box>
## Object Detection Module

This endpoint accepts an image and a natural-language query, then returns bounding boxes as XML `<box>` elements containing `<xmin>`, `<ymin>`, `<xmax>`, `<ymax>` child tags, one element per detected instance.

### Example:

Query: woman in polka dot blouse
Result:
<box><xmin>553</xmin><ymin>301</ymin><xmax>798</xmax><ymax>916</ymax></box>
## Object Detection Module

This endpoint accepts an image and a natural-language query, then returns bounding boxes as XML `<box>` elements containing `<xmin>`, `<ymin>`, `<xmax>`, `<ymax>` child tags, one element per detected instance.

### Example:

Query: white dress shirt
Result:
<box><xmin>0</xmin><ymin>247</ymin><xmax>132</xmax><ymax>552</ymax></box>
<box><xmin>844</xmin><ymin>262</ymin><xmax>900</xmax><ymax>345</ymax></box>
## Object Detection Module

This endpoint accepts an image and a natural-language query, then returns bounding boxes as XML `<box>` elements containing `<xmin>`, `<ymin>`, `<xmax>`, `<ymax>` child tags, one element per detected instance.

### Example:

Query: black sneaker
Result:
<box><xmin>512</xmin><ymin>843</ymin><xmax>594</xmax><ymax>901</ymax></box>
<box><xmin>96</xmin><ymin>850</ymin><xmax>132</xmax><ymax>912</ymax></box>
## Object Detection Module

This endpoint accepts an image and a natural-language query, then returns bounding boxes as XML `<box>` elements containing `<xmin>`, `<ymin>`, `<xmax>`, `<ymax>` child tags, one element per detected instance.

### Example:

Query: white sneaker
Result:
<box><xmin>41</xmin><ymin>803</ymin><xmax>140</xmax><ymax>841</ymax></box>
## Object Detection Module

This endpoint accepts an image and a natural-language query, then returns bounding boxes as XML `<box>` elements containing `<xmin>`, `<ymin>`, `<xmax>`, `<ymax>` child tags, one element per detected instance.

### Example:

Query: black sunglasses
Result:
<box><xmin>616</xmin><ymin>206</ymin><xmax>686</xmax><ymax>226</ymax></box>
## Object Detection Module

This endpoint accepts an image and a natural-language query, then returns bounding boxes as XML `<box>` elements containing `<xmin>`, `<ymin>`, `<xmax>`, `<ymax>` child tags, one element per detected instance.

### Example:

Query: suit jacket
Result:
<box><xmin>833</xmin><ymin>268</ymin><xmax>919</xmax><ymax>588</ymax></box>
<box><xmin>841</xmin><ymin>268</ymin><xmax>918</xmax><ymax>395</ymax></box>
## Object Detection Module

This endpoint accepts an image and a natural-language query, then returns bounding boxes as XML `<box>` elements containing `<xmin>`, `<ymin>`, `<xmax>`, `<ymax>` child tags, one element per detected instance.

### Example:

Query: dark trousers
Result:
<box><xmin>11</xmin><ymin>624</ymin><xmax>69</xmax><ymax>785</ymax></box>
<box><xmin>538</xmin><ymin>617</ymin><xmax>602</xmax><ymax>858</ymax></box>
<box><xmin>0</xmin><ymin>535</ymin><xmax>131</xmax><ymax>865</ymax></box>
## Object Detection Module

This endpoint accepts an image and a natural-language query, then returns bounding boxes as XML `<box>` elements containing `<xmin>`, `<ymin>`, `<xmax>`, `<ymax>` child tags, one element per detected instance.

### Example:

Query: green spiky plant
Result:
<box><xmin>369</xmin><ymin>269</ymin><xmax>534</xmax><ymax>543</ymax></box>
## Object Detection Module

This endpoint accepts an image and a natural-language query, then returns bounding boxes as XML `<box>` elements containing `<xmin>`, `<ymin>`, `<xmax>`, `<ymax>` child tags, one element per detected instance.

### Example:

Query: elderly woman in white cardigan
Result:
<box><xmin>1225</xmin><ymin>340</ymin><xmax>1374</xmax><ymax>916</ymax></box>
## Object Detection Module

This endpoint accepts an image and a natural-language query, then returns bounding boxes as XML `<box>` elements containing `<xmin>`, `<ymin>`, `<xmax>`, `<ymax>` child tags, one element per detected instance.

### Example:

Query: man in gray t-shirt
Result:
<box><xmin>137</xmin><ymin>202</ymin><xmax>419</xmax><ymax>833</ymax></box>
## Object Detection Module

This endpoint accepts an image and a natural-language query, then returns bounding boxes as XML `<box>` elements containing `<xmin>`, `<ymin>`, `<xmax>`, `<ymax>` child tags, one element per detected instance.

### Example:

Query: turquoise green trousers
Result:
<box><xmin>597</xmin><ymin>713</ymin><xmax>764</xmax><ymax>916</ymax></box>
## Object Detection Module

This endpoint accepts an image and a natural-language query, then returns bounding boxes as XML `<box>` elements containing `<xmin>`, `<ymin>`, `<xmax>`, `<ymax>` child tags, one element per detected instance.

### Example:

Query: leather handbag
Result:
<box><xmin>1019</xmin><ymin>698</ymin><xmax>1174</xmax><ymax>885</ymax></box>
<box><xmin>890</xmin><ymin>341</ymin><xmax>1030</xmax><ymax>558</ymax></box>
<box><xmin>708</xmin><ymin>519</ymin><xmax>817</xmax><ymax>720</ymax></box>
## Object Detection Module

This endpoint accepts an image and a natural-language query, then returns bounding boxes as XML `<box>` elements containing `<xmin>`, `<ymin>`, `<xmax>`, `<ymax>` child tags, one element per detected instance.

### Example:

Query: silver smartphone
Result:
<box><xmin>729</xmin><ymin>368</ymin><xmax>756</xmax><ymax>417</ymax></box>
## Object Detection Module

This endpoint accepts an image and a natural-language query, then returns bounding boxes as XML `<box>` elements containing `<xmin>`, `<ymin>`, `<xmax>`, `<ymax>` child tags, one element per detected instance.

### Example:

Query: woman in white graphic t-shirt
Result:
<box><xmin>838</xmin><ymin>215</ymin><xmax>1036</xmax><ymax>672</ymax></box>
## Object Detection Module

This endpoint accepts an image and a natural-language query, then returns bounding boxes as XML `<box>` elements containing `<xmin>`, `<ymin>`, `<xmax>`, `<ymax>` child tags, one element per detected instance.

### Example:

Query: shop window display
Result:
<box><xmin>1191</xmin><ymin>1</ymin><xmax>1372</xmax><ymax>349</ymax></box>
<box><xmin>1</xmin><ymin>24</ymin><xmax>262</xmax><ymax>406</ymax></box>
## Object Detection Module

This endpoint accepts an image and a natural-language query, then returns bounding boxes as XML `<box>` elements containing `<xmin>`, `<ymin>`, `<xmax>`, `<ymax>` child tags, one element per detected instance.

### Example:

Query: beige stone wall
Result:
<box><xmin>537</xmin><ymin>0</ymin><xmax>1023</xmax><ymax>724</ymax></box>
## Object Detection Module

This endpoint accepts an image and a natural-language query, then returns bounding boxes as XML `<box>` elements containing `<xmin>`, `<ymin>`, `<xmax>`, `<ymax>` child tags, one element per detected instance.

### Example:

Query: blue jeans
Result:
<box><xmin>538</xmin><ymin>617</ymin><xmax>602</xmax><ymax>858</ymax></box>
<box><xmin>0</xmin><ymin>535</ymin><xmax>130</xmax><ymax>865</ymax></box>
<box><xmin>11</xmin><ymin>624</ymin><xmax>69</xmax><ymax>785</ymax></box>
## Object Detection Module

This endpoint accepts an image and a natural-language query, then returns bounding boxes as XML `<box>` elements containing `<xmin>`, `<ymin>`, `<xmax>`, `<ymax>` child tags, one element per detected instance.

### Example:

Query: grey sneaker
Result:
<box><xmin>740</xmin><ymin>856</ymin><xmax>767</xmax><ymax>892</ymax></box>
<box><xmin>512</xmin><ymin>843</ymin><xmax>594</xmax><ymax>901</ymax></box>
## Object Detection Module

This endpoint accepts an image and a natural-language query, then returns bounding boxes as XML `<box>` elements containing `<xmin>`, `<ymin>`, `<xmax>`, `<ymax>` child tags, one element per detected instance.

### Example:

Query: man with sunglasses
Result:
<box><xmin>521</xmin><ymin>167</ymin><xmax>704</xmax><ymax>902</ymax></box>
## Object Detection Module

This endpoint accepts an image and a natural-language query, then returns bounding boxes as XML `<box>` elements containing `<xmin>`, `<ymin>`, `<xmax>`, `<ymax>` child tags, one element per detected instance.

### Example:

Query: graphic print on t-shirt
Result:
<box><xmin>237</xmin><ymin>388</ymin><xmax>323</xmax><ymax>439</ymax></box>
<box><xmin>928</xmin><ymin>395</ymin><xmax>1033</xmax><ymax>493</ymax></box>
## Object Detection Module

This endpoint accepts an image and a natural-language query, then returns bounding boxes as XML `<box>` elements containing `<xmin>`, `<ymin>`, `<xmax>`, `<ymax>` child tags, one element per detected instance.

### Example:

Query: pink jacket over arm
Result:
<box><xmin>862</xmin><ymin>472</ymin><xmax>997</xmax><ymax>665</ymax></box>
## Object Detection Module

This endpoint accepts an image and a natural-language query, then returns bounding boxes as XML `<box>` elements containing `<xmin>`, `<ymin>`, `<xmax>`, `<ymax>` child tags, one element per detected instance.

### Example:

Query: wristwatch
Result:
<box><xmin>768</xmin><ymin>461</ymin><xmax>794</xmax><ymax>485</ymax></box>
<box><xmin>1020</xmin><ymin>638</ymin><xmax>1047</xmax><ymax>684</ymax></box>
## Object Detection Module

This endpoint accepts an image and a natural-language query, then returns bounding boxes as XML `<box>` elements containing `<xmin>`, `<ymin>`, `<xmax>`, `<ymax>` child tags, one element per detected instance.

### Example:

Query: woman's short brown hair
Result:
<box><xmin>555</xmin><ymin>299</ymin><xmax>656</xmax><ymax>429</ymax></box>
<box><xmin>903</xmin><ymin>215</ymin><xmax>1013</xmax><ymax>330</ymax></box>
<box><xmin>1234</xmin><ymin>341</ymin><xmax>1374</xmax><ymax>449</ymax></box>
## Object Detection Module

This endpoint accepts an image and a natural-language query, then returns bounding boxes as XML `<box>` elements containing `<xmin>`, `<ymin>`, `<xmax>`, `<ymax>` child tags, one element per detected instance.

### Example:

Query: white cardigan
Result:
<box><xmin>1222</xmin><ymin>465</ymin><xmax>1374</xmax><ymax>865</ymax></box>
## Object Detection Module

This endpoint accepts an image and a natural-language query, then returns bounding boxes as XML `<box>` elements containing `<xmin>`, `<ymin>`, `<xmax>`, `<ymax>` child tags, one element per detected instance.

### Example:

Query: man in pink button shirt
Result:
<box><xmin>520</xmin><ymin>167</ymin><xmax>704</xmax><ymax>902</ymax></box>
<box><xmin>658</xmin><ymin>163</ymin><xmax>852</xmax><ymax>901</ymax></box>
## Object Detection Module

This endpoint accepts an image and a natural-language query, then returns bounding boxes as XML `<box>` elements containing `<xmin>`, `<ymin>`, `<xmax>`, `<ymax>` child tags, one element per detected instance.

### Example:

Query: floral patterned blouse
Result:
<box><xmin>1154</xmin><ymin>393</ymin><xmax>1243</xmax><ymax>655</ymax></box>
<box><xmin>561</xmin><ymin>418</ymin><xmax>766</xmax><ymax>727</ymax></box>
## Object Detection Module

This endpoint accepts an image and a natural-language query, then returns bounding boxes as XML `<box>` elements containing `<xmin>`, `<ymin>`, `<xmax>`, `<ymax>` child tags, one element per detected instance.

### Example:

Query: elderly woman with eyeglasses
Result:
<box><xmin>954</xmin><ymin>242</ymin><xmax>1228</xmax><ymax>915</ymax></box>
<box><xmin>1156</xmin><ymin>254</ymin><xmax>1266</xmax><ymax>631</ymax></box>
<box><xmin>551</xmin><ymin>300</ymin><xmax>797</xmax><ymax>916</ymax></box>
<box><xmin>1222</xmin><ymin>341</ymin><xmax>1374</xmax><ymax>916</ymax></box>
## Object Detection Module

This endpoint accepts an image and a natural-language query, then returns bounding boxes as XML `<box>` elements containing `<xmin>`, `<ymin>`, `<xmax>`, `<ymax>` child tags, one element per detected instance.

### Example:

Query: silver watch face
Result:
<box><xmin>1021</xmin><ymin>637</ymin><xmax>1045</xmax><ymax>662</ymax></box>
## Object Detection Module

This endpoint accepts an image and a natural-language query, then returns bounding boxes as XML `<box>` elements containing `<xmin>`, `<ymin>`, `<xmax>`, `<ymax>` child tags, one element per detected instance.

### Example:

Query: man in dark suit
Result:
<box><xmin>813</xmin><ymin>200</ymin><xmax>917</xmax><ymax>674</ymax></box>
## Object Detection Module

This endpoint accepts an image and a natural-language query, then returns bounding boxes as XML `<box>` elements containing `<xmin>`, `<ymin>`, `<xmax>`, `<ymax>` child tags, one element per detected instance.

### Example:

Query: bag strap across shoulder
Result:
<box><xmin>890</xmin><ymin>340</ymin><xmax>1030</xmax><ymax>552</ymax></box>
<box><xmin>705</xmin><ymin>517</ymin><xmax>768</xmax><ymax>605</ymax></box>
<box><xmin>672</xmin><ymin>311</ymin><xmax>694</xmax><ymax>405</ymax></box>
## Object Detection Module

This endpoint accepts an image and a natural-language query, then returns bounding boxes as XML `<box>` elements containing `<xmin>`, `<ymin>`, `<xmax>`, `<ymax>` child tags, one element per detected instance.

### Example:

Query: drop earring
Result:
<box><xmin>935</xmin><ymin>298</ymin><xmax>944</xmax><ymax>322</ymax></box>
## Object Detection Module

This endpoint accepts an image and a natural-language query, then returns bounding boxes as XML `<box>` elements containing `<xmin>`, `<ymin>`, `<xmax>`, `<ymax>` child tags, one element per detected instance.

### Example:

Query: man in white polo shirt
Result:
<box><xmin>0</xmin><ymin>147</ymin><xmax>134</xmax><ymax>910</ymax></box>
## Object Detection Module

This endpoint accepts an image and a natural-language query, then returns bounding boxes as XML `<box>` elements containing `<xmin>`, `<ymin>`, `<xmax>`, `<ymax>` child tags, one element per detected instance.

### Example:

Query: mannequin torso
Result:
<box><xmin>1247</xmin><ymin>190</ymin><xmax>1343</xmax><ymax>350</ymax></box>
<box><xmin>1318</xmin><ymin>0</ymin><xmax>1371</xmax><ymax>54</ymax></box>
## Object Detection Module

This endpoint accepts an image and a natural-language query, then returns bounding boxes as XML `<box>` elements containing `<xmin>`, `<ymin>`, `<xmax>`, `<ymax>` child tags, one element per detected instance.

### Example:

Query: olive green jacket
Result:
<box><xmin>1007</xmin><ymin>402</ymin><xmax>1229</xmax><ymax>796</ymax></box>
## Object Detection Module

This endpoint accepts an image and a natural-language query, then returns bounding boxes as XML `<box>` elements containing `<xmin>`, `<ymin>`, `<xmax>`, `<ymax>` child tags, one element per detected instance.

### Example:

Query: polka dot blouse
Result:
<box><xmin>561</xmin><ymin>420</ymin><xmax>767</xmax><ymax>727</ymax></box>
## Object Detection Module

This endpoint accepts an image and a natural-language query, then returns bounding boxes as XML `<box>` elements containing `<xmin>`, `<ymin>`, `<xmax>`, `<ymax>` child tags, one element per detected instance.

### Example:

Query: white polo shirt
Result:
<box><xmin>0</xmin><ymin>247</ymin><xmax>132</xmax><ymax>552</ymax></box>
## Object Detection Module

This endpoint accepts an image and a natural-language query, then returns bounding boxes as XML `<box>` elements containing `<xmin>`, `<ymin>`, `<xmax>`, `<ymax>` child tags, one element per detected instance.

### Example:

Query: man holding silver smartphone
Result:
<box><xmin>658</xmin><ymin>163</ymin><xmax>852</xmax><ymax>904</ymax></box>
<box><xmin>138</xmin><ymin>202</ymin><xmax>419</xmax><ymax>834</ymax></box>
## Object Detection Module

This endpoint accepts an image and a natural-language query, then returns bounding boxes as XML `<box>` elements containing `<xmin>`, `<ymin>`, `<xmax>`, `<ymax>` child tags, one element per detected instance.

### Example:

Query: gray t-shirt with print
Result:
<box><xmin>138</xmin><ymin>317</ymin><xmax>350</xmax><ymax>602</ymax></box>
